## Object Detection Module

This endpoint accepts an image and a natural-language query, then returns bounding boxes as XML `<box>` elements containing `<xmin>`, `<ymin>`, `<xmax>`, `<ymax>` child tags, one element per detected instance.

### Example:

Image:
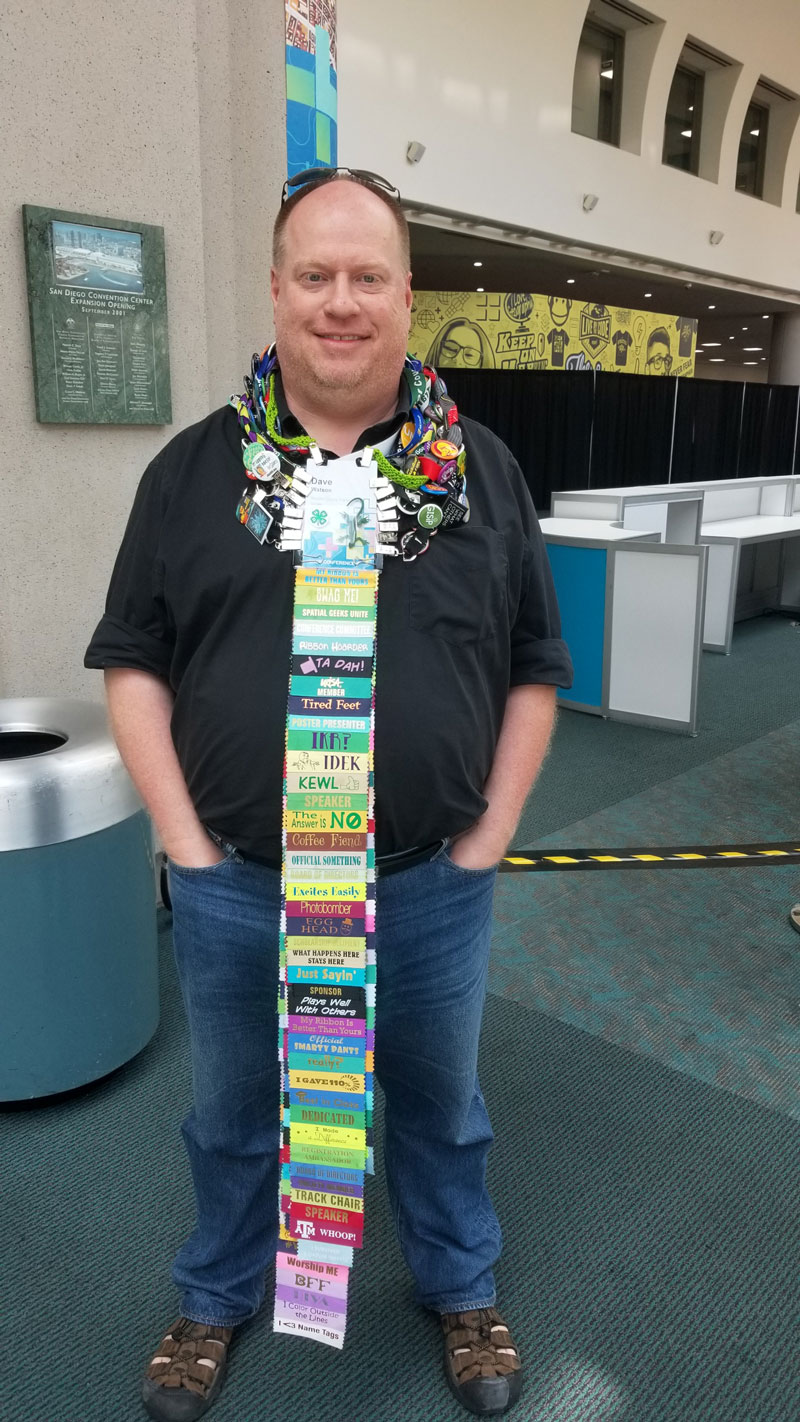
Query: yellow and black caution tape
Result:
<box><xmin>499</xmin><ymin>840</ymin><xmax>800</xmax><ymax>872</ymax></box>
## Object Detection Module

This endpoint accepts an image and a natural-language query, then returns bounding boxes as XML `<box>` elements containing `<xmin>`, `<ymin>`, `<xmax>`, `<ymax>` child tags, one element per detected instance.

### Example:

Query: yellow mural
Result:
<box><xmin>409</xmin><ymin>291</ymin><xmax>697</xmax><ymax>377</ymax></box>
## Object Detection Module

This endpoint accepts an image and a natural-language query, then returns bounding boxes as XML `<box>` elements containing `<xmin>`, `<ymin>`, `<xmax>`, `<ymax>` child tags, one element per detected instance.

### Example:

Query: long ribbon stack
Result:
<box><xmin>274</xmin><ymin>558</ymin><xmax>377</xmax><ymax>1348</ymax></box>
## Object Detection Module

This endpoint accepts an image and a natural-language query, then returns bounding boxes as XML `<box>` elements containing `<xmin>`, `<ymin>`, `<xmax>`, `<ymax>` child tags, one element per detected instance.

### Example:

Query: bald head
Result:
<box><xmin>273</xmin><ymin>174</ymin><xmax>410</xmax><ymax>273</ymax></box>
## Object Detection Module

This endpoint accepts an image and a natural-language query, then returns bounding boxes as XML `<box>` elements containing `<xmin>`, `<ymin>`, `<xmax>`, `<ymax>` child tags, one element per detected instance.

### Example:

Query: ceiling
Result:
<box><xmin>408</xmin><ymin>221</ymin><xmax>794</xmax><ymax>376</ymax></box>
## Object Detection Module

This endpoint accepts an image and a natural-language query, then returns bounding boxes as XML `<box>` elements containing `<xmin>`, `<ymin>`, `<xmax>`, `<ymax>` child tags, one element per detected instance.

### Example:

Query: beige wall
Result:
<box><xmin>338</xmin><ymin>0</ymin><xmax>800</xmax><ymax>299</ymax></box>
<box><xmin>0</xmin><ymin>0</ymin><xmax>285</xmax><ymax>701</ymax></box>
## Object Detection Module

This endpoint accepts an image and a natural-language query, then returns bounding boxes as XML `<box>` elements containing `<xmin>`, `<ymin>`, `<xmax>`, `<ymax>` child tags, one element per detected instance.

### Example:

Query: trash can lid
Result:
<box><xmin>0</xmin><ymin>698</ymin><xmax>143</xmax><ymax>851</ymax></box>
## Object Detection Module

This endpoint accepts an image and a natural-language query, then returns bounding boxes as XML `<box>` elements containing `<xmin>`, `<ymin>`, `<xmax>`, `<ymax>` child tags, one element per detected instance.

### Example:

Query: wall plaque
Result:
<box><xmin>23</xmin><ymin>204</ymin><xmax>172</xmax><ymax>424</ymax></box>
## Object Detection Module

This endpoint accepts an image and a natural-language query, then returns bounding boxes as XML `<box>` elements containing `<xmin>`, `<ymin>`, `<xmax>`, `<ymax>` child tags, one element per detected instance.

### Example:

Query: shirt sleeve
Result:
<box><xmin>84</xmin><ymin>454</ymin><xmax>175</xmax><ymax>680</ymax></box>
<box><xmin>504</xmin><ymin>450</ymin><xmax>574</xmax><ymax>689</ymax></box>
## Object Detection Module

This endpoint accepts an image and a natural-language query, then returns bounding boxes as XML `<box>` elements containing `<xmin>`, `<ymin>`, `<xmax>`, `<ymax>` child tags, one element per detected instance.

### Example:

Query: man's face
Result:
<box><xmin>270</xmin><ymin>181</ymin><xmax>412</xmax><ymax>401</ymax></box>
<box><xmin>646</xmin><ymin>339</ymin><xmax>672</xmax><ymax>375</ymax></box>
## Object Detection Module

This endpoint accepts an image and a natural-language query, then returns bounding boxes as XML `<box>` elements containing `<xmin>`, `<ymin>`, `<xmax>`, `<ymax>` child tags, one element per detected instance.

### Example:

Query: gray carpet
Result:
<box><xmin>5</xmin><ymin>955</ymin><xmax>800</xmax><ymax>1421</ymax></box>
<box><xmin>495</xmin><ymin>715</ymin><xmax>800</xmax><ymax>1120</ymax></box>
<box><xmin>520</xmin><ymin>616</ymin><xmax>800</xmax><ymax>843</ymax></box>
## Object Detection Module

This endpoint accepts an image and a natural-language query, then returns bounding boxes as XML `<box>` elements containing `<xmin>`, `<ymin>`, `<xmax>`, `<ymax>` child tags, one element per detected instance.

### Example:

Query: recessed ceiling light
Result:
<box><xmin>743</xmin><ymin>347</ymin><xmax>763</xmax><ymax>352</ymax></box>
<box><xmin>710</xmin><ymin>358</ymin><xmax>725</xmax><ymax>363</ymax></box>
<box><xmin>644</xmin><ymin>292</ymin><xmax>652</xmax><ymax>298</ymax></box>
<box><xmin>744</xmin><ymin>362</ymin><xmax>758</xmax><ymax>366</ymax></box>
<box><xmin>473</xmin><ymin>261</ymin><xmax>483</xmax><ymax>267</ymax></box>
<box><xmin>742</xmin><ymin>326</ymin><xmax>748</xmax><ymax>331</ymax></box>
<box><xmin>750</xmin><ymin>128</ymin><xmax>760</xmax><ymax>136</ymax></box>
<box><xmin>681</xmin><ymin>129</ymin><xmax>693</xmax><ymax>138</ymax></box>
<box><xmin>567</xmin><ymin>278</ymin><xmax>575</xmax><ymax>285</ymax></box>
<box><xmin>702</xmin><ymin>342</ymin><xmax>721</xmax><ymax>347</ymax></box>
<box><xmin>729</xmin><ymin>336</ymin><xmax>735</xmax><ymax>340</ymax></box>
<box><xmin>601</xmin><ymin>65</ymin><xmax>614</xmax><ymax>78</ymax></box>
<box><xmin>763</xmin><ymin>314</ymin><xmax>770</xmax><ymax>319</ymax></box>
<box><xmin>761</xmin><ymin>357</ymin><xmax>767</xmax><ymax>361</ymax></box>
<box><xmin>476</xmin><ymin>287</ymin><xmax>484</xmax><ymax>292</ymax></box>
<box><xmin>708</xmin><ymin>304</ymin><xmax>716</xmax><ymax>310</ymax></box>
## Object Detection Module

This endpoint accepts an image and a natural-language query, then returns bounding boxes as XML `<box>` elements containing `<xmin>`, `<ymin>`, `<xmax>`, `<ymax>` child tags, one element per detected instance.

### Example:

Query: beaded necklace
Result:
<box><xmin>229</xmin><ymin>347</ymin><xmax>469</xmax><ymax>562</ymax></box>
<box><xmin>227</xmin><ymin>348</ymin><xmax>468</xmax><ymax>1350</ymax></box>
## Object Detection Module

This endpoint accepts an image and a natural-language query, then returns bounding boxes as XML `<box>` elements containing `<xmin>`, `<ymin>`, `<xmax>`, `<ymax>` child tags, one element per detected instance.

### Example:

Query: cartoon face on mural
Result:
<box><xmin>547</xmin><ymin>296</ymin><xmax>572</xmax><ymax>327</ymax></box>
<box><xmin>425</xmin><ymin>319</ymin><xmax>495</xmax><ymax>369</ymax></box>
<box><xmin>645</xmin><ymin>327</ymin><xmax>673</xmax><ymax>375</ymax></box>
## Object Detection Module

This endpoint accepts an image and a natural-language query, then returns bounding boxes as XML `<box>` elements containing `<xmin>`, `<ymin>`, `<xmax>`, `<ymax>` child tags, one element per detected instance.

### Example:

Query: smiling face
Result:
<box><xmin>548</xmin><ymin>297</ymin><xmax>570</xmax><ymax>327</ymax></box>
<box><xmin>646</xmin><ymin>336</ymin><xmax>672</xmax><ymax>374</ymax></box>
<box><xmin>270</xmin><ymin>180</ymin><xmax>413</xmax><ymax>413</ymax></box>
<box><xmin>440</xmin><ymin>323</ymin><xmax>482</xmax><ymax>368</ymax></box>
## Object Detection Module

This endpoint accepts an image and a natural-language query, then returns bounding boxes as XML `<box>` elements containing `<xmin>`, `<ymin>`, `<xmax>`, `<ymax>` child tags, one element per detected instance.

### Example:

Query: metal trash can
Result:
<box><xmin>0</xmin><ymin>698</ymin><xmax>159</xmax><ymax>1100</ymax></box>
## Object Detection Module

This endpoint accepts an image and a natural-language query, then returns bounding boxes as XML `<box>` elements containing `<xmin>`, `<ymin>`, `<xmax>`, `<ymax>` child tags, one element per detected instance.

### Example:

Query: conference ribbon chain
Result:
<box><xmin>274</xmin><ymin>559</ymin><xmax>377</xmax><ymax>1349</ymax></box>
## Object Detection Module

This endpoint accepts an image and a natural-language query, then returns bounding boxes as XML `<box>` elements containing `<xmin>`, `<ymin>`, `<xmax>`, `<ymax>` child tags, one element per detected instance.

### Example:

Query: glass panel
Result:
<box><xmin>736</xmin><ymin>101</ymin><xmax>769</xmax><ymax>198</ymax></box>
<box><xmin>663</xmin><ymin>66</ymin><xmax>703</xmax><ymax>174</ymax></box>
<box><xmin>572</xmin><ymin>23</ymin><xmax>622</xmax><ymax>146</ymax></box>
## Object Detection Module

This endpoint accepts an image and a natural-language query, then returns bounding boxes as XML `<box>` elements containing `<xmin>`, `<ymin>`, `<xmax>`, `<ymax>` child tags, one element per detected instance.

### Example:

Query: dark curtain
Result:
<box><xmin>757</xmin><ymin>385</ymin><xmax>799</xmax><ymax>477</ymax></box>
<box><xmin>672</xmin><ymin>378</ymin><xmax>745</xmax><ymax>481</ymax></box>
<box><xmin>738</xmin><ymin>384</ymin><xmax>772</xmax><ymax>479</ymax></box>
<box><xmin>589</xmin><ymin>371</ymin><xmax>676</xmax><ymax>488</ymax></box>
<box><xmin>444</xmin><ymin>368</ymin><xmax>800</xmax><ymax>506</ymax></box>
<box><xmin>441</xmin><ymin>369</ymin><xmax>593</xmax><ymax>511</ymax></box>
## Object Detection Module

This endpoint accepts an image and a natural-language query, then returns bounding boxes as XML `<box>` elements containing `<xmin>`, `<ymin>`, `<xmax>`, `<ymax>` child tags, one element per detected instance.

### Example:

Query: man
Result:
<box><xmin>86</xmin><ymin>168</ymin><xmax>572</xmax><ymax>1420</ymax></box>
<box><xmin>644</xmin><ymin>327</ymin><xmax>673</xmax><ymax>376</ymax></box>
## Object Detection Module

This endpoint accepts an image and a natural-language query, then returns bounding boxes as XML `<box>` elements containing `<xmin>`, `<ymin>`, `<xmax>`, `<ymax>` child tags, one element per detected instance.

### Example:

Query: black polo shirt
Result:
<box><xmin>85</xmin><ymin>397</ymin><xmax>572</xmax><ymax>860</ymax></box>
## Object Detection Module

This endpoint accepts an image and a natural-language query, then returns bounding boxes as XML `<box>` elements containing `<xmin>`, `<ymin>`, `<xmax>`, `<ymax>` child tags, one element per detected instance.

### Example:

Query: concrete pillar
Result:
<box><xmin>769</xmin><ymin>312</ymin><xmax>800</xmax><ymax>385</ymax></box>
<box><xmin>196</xmin><ymin>0</ymin><xmax>287</xmax><ymax>406</ymax></box>
<box><xmin>0</xmin><ymin>0</ymin><xmax>288</xmax><ymax>701</ymax></box>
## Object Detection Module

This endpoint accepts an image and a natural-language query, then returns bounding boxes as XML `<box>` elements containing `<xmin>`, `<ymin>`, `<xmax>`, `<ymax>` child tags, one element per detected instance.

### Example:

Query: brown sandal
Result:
<box><xmin>441</xmin><ymin>1307</ymin><xmax>523</xmax><ymax>1415</ymax></box>
<box><xmin>142</xmin><ymin>1316</ymin><xmax>233</xmax><ymax>1421</ymax></box>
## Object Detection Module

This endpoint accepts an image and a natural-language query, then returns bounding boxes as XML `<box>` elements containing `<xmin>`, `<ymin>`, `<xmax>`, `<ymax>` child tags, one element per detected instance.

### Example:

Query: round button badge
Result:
<box><xmin>243</xmin><ymin>444</ymin><xmax>281</xmax><ymax>480</ymax></box>
<box><xmin>417</xmin><ymin>503</ymin><xmax>443</xmax><ymax>530</ymax></box>
<box><xmin>430</xmin><ymin>438</ymin><xmax>459</xmax><ymax>461</ymax></box>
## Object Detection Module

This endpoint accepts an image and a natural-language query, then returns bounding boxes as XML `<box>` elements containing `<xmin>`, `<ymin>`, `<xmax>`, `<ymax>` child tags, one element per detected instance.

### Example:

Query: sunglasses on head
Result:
<box><xmin>281</xmin><ymin>166</ymin><xmax>401</xmax><ymax>205</ymax></box>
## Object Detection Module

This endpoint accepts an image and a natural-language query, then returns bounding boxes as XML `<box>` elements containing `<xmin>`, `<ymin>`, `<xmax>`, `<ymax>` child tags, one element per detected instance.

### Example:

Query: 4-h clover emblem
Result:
<box><xmin>311</xmin><ymin>509</ymin><xmax>328</xmax><ymax>526</ymax></box>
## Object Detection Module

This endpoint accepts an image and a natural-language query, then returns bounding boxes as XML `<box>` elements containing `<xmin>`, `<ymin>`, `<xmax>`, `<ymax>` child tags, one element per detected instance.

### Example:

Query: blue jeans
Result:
<box><xmin>168</xmin><ymin>847</ymin><xmax>501</xmax><ymax>1327</ymax></box>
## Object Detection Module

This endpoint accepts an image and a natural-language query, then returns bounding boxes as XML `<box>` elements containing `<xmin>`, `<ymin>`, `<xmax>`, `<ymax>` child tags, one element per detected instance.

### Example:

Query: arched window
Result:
<box><xmin>663</xmin><ymin>64</ymin><xmax>703</xmax><ymax>174</ymax></box>
<box><xmin>572</xmin><ymin>19</ymin><xmax>623</xmax><ymax>146</ymax></box>
<box><xmin>737</xmin><ymin>101</ymin><xmax>769</xmax><ymax>198</ymax></box>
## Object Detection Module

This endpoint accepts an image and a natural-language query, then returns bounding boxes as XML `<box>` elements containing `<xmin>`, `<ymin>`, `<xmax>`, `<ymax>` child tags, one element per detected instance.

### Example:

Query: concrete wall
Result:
<box><xmin>0</xmin><ymin>0</ymin><xmax>285</xmax><ymax>701</ymax></box>
<box><xmin>337</xmin><ymin>0</ymin><xmax>800</xmax><ymax>298</ymax></box>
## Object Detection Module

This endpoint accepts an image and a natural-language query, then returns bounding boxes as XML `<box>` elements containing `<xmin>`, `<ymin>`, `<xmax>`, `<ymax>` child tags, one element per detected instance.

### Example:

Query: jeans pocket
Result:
<box><xmin>167</xmin><ymin>847</ymin><xmax>239</xmax><ymax>877</ymax></box>
<box><xmin>441</xmin><ymin>849</ymin><xmax>500</xmax><ymax>877</ymax></box>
